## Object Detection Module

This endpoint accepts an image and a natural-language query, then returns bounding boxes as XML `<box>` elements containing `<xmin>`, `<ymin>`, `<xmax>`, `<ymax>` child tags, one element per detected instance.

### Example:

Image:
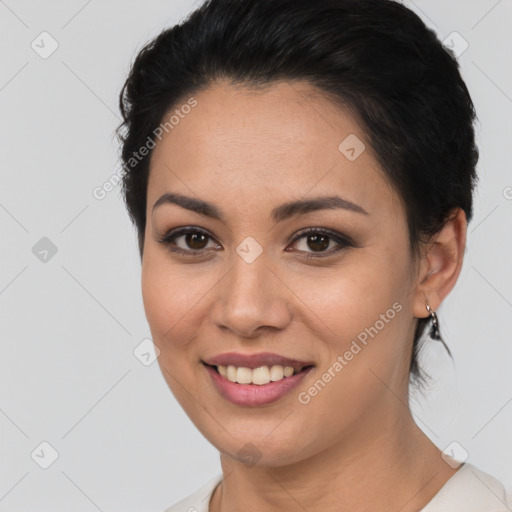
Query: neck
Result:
<box><xmin>210</xmin><ymin>409</ymin><xmax>459</xmax><ymax>512</ymax></box>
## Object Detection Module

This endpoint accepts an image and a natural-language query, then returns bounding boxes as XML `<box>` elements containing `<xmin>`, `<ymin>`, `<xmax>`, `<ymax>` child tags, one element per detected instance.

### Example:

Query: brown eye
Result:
<box><xmin>184</xmin><ymin>232</ymin><xmax>209</xmax><ymax>250</ymax></box>
<box><xmin>288</xmin><ymin>228</ymin><xmax>354</xmax><ymax>259</ymax></box>
<box><xmin>158</xmin><ymin>227</ymin><xmax>221</xmax><ymax>255</ymax></box>
<box><xmin>304</xmin><ymin>233</ymin><xmax>330</xmax><ymax>252</ymax></box>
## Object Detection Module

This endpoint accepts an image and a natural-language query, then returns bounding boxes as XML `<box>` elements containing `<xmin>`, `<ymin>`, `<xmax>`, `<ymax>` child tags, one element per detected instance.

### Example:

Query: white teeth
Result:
<box><xmin>226</xmin><ymin>365</ymin><xmax>237</xmax><ymax>382</ymax></box>
<box><xmin>252</xmin><ymin>366</ymin><xmax>271</xmax><ymax>385</ymax></box>
<box><xmin>283</xmin><ymin>366</ymin><xmax>294</xmax><ymax>377</ymax></box>
<box><xmin>270</xmin><ymin>365</ymin><xmax>284</xmax><ymax>381</ymax></box>
<box><xmin>236</xmin><ymin>367</ymin><xmax>252</xmax><ymax>384</ymax></box>
<box><xmin>217</xmin><ymin>364</ymin><xmax>300</xmax><ymax>385</ymax></box>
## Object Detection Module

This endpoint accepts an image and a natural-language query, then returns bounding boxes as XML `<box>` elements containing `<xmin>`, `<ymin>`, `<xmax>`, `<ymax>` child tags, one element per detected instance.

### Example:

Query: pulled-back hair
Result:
<box><xmin>117</xmin><ymin>0</ymin><xmax>479</xmax><ymax>386</ymax></box>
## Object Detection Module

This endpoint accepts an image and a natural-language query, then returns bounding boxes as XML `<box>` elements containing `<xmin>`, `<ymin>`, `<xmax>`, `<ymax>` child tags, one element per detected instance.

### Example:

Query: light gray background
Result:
<box><xmin>1</xmin><ymin>0</ymin><xmax>511</xmax><ymax>510</ymax></box>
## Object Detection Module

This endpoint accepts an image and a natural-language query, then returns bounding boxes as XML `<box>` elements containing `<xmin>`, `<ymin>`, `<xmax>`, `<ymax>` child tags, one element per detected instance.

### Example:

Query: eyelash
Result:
<box><xmin>157</xmin><ymin>226</ymin><xmax>354</xmax><ymax>260</ymax></box>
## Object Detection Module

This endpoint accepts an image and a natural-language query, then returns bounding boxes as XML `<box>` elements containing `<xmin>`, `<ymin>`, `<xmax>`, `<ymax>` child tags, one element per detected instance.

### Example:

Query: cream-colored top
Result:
<box><xmin>419</xmin><ymin>462</ymin><xmax>510</xmax><ymax>511</ymax></box>
<box><xmin>164</xmin><ymin>463</ymin><xmax>511</xmax><ymax>512</ymax></box>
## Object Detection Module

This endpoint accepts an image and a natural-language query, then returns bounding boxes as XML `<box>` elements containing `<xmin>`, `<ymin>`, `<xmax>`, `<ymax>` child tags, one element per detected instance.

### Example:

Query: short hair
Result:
<box><xmin>117</xmin><ymin>0</ymin><xmax>479</xmax><ymax>387</ymax></box>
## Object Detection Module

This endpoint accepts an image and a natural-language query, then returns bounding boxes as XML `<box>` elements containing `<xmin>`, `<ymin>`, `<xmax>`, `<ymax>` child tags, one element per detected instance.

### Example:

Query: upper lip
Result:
<box><xmin>203</xmin><ymin>352</ymin><xmax>315</xmax><ymax>370</ymax></box>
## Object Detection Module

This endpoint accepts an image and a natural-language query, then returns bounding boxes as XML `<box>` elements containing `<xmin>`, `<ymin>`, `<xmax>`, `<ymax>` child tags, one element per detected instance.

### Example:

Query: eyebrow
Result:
<box><xmin>152</xmin><ymin>192</ymin><xmax>369</xmax><ymax>223</ymax></box>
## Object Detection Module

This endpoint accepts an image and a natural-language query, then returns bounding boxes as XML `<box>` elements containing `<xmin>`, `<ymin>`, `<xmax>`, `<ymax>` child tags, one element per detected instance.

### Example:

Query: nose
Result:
<box><xmin>210</xmin><ymin>251</ymin><xmax>293</xmax><ymax>338</ymax></box>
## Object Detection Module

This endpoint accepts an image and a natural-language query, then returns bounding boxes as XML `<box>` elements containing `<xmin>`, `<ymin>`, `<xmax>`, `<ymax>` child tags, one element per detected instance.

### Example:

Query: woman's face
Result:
<box><xmin>142</xmin><ymin>80</ymin><xmax>422</xmax><ymax>466</ymax></box>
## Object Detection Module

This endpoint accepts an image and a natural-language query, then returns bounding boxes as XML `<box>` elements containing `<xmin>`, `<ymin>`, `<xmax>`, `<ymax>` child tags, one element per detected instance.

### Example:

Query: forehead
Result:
<box><xmin>147</xmin><ymin>80</ymin><xmax>398</xmax><ymax>218</ymax></box>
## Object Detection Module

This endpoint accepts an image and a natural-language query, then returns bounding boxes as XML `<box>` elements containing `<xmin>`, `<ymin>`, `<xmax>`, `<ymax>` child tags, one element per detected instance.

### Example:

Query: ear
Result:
<box><xmin>412</xmin><ymin>208</ymin><xmax>467</xmax><ymax>319</ymax></box>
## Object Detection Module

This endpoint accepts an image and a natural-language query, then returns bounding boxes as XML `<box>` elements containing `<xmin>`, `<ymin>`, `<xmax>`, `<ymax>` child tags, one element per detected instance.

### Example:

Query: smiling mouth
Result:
<box><xmin>203</xmin><ymin>363</ymin><xmax>314</xmax><ymax>386</ymax></box>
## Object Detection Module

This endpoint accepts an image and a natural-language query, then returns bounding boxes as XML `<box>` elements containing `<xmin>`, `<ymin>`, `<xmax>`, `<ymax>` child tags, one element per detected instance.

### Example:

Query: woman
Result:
<box><xmin>117</xmin><ymin>0</ymin><xmax>510</xmax><ymax>510</ymax></box>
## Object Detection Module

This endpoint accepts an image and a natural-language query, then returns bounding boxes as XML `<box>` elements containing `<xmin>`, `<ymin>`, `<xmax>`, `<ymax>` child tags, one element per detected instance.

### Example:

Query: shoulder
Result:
<box><xmin>421</xmin><ymin>462</ymin><xmax>511</xmax><ymax>512</ymax></box>
<box><xmin>163</xmin><ymin>474</ymin><xmax>222</xmax><ymax>512</ymax></box>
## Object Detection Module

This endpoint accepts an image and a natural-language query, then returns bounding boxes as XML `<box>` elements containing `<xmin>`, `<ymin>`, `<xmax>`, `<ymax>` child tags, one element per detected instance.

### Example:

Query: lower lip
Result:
<box><xmin>203</xmin><ymin>364</ymin><xmax>314</xmax><ymax>406</ymax></box>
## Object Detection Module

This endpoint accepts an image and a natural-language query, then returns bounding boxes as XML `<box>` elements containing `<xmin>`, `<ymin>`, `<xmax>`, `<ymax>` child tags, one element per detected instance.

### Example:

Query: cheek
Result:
<box><xmin>141</xmin><ymin>250</ymin><xmax>223</xmax><ymax>352</ymax></box>
<box><xmin>298</xmin><ymin>252</ymin><xmax>407</xmax><ymax>336</ymax></box>
<box><xmin>141</xmin><ymin>252</ymin><xmax>194</xmax><ymax>350</ymax></box>
<box><xmin>290</xmin><ymin>258</ymin><xmax>411</xmax><ymax>443</ymax></box>
<box><xmin>297</xmin><ymin>248</ymin><xmax>413</xmax><ymax>381</ymax></box>
<box><xmin>141</xmin><ymin>254</ymin><xmax>205</xmax><ymax>406</ymax></box>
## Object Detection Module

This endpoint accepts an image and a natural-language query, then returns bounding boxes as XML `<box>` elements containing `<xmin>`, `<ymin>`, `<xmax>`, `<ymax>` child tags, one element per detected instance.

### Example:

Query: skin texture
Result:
<box><xmin>142</xmin><ymin>80</ymin><xmax>467</xmax><ymax>511</ymax></box>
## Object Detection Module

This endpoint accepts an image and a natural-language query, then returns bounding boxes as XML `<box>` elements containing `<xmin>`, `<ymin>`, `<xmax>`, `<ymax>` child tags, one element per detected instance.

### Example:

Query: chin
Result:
<box><xmin>203</xmin><ymin>426</ymin><xmax>311</xmax><ymax>468</ymax></box>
